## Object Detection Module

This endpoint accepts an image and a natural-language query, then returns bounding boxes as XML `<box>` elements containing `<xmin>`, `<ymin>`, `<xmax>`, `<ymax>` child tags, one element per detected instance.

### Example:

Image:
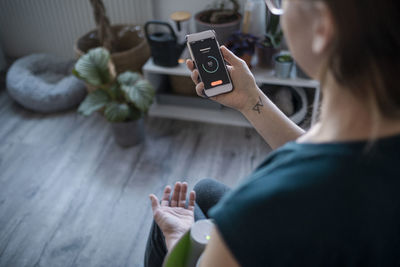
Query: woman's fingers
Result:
<box><xmin>178</xmin><ymin>182</ymin><xmax>188</xmax><ymax>208</ymax></box>
<box><xmin>186</xmin><ymin>59</ymin><xmax>194</xmax><ymax>71</ymax></box>
<box><xmin>170</xmin><ymin>182</ymin><xmax>181</xmax><ymax>207</ymax></box>
<box><xmin>149</xmin><ymin>194</ymin><xmax>160</xmax><ymax>213</ymax></box>
<box><xmin>220</xmin><ymin>45</ymin><xmax>243</xmax><ymax>67</ymax></box>
<box><xmin>191</xmin><ymin>69</ymin><xmax>199</xmax><ymax>85</ymax></box>
<box><xmin>188</xmin><ymin>191</ymin><xmax>196</xmax><ymax>211</ymax></box>
<box><xmin>160</xmin><ymin>185</ymin><xmax>172</xmax><ymax>207</ymax></box>
<box><xmin>152</xmin><ymin>182</ymin><xmax>194</xmax><ymax>210</ymax></box>
<box><xmin>195</xmin><ymin>83</ymin><xmax>206</xmax><ymax>98</ymax></box>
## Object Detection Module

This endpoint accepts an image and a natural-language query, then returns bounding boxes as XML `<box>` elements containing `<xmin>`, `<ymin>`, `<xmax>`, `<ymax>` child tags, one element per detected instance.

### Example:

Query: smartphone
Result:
<box><xmin>186</xmin><ymin>30</ymin><xmax>233</xmax><ymax>97</ymax></box>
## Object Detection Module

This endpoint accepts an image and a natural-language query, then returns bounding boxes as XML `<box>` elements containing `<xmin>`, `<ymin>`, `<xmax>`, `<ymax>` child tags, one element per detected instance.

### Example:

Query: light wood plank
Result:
<box><xmin>0</xmin><ymin>90</ymin><xmax>271</xmax><ymax>267</ymax></box>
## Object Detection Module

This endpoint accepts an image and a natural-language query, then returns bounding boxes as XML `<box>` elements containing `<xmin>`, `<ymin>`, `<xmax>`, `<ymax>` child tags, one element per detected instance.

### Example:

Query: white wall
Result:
<box><xmin>153</xmin><ymin>0</ymin><xmax>247</xmax><ymax>33</ymax></box>
<box><xmin>0</xmin><ymin>0</ymin><xmax>248</xmax><ymax>60</ymax></box>
<box><xmin>0</xmin><ymin>0</ymin><xmax>154</xmax><ymax>59</ymax></box>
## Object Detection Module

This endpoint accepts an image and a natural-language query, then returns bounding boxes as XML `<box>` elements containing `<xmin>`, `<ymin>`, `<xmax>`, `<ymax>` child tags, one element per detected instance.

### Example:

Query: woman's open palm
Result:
<box><xmin>149</xmin><ymin>182</ymin><xmax>196</xmax><ymax>239</ymax></box>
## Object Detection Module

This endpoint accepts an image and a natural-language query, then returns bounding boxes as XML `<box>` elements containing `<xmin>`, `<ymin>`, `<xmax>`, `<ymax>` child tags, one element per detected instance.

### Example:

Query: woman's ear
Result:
<box><xmin>311</xmin><ymin>2</ymin><xmax>335</xmax><ymax>55</ymax></box>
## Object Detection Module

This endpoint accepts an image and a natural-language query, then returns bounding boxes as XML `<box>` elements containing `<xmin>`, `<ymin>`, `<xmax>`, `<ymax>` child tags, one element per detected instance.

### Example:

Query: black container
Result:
<box><xmin>144</xmin><ymin>21</ymin><xmax>185</xmax><ymax>67</ymax></box>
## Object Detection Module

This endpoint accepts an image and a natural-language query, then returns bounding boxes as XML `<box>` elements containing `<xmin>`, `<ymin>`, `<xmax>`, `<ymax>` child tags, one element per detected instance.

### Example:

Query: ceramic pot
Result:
<box><xmin>111</xmin><ymin>118</ymin><xmax>145</xmax><ymax>147</ymax></box>
<box><xmin>274</xmin><ymin>56</ymin><xmax>293</xmax><ymax>78</ymax></box>
<box><xmin>194</xmin><ymin>10</ymin><xmax>242</xmax><ymax>45</ymax></box>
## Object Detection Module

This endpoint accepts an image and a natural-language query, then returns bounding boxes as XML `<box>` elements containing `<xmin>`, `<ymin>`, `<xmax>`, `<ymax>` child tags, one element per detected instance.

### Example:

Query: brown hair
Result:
<box><xmin>321</xmin><ymin>0</ymin><xmax>400</xmax><ymax>119</ymax></box>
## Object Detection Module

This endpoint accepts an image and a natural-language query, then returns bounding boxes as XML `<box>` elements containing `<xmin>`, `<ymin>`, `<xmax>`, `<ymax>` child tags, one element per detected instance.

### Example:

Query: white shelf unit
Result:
<box><xmin>143</xmin><ymin>57</ymin><xmax>320</xmax><ymax>128</ymax></box>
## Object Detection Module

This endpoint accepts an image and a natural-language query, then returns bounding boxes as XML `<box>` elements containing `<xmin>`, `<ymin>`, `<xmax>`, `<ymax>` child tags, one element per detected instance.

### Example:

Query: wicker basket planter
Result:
<box><xmin>169</xmin><ymin>75</ymin><xmax>197</xmax><ymax>96</ymax></box>
<box><xmin>74</xmin><ymin>24</ymin><xmax>150</xmax><ymax>75</ymax></box>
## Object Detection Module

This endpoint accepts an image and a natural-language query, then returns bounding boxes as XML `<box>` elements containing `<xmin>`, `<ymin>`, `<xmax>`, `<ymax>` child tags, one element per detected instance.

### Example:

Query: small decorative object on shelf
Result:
<box><xmin>256</xmin><ymin>11</ymin><xmax>283</xmax><ymax>68</ymax></box>
<box><xmin>226</xmin><ymin>31</ymin><xmax>258</xmax><ymax>68</ymax></box>
<box><xmin>74</xmin><ymin>0</ymin><xmax>150</xmax><ymax>75</ymax></box>
<box><xmin>242</xmin><ymin>0</ymin><xmax>266</xmax><ymax>37</ymax></box>
<box><xmin>73</xmin><ymin>47</ymin><xmax>155</xmax><ymax>147</ymax></box>
<box><xmin>274</xmin><ymin>53</ymin><xmax>294</xmax><ymax>78</ymax></box>
<box><xmin>170</xmin><ymin>11</ymin><xmax>192</xmax><ymax>44</ymax></box>
<box><xmin>195</xmin><ymin>0</ymin><xmax>242</xmax><ymax>45</ymax></box>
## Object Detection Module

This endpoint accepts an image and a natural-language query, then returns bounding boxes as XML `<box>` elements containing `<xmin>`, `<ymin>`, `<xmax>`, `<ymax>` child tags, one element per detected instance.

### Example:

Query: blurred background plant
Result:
<box><xmin>255</xmin><ymin>12</ymin><xmax>283</xmax><ymax>68</ymax></box>
<box><xmin>73</xmin><ymin>47</ymin><xmax>154</xmax><ymax>123</ymax></box>
<box><xmin>226</xmin><ymin>31</ymin><xmax>259</xmax><ymax>67</ymax></box>
<box><xmin>261</xmin><ymin>12</ymin><xmax>283</xmax><ymax>49</ymax></box>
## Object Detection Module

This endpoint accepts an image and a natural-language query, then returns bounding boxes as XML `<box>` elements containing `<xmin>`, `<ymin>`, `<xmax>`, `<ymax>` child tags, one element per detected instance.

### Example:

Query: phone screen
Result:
<box><xmin>189</xmin><ymin>37</ymin><xmax>230</xmax><ymax>90</ymax></box>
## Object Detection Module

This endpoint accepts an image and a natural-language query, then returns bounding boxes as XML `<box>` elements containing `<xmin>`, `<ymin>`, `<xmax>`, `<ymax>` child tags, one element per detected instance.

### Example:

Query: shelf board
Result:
<box><xmin>143</xmin><ymin>57</ymin><xmax>320</xmax><ymax>128</ymax></box>
<box><xmin>143</xmin><ymin>58</ymin><xmax>319</xmax><ymax>88</ymax></box>
<box><xmin>149</xmin><ymin>103</ymin><xmax>251</xmax><ymax>128</ymax></box>
<box><xmin>143</xmin><ymin>58</ymin><xmax>191</xmax><ymax>77</ymax></box>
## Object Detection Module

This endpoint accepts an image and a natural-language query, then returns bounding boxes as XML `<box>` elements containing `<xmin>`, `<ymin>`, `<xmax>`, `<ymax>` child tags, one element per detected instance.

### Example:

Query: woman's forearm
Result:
<box><xmin>240</xmin><ymin>88</ymin><xmax>305</xmax><ymax>149</ymax></box>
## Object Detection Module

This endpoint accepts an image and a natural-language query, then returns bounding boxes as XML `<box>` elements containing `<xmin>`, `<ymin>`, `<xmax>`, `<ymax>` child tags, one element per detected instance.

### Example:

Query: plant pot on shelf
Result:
<box><xmin>169</xmin><ymin>75</ymin><xmax>197</xmax><ymax>96</ymax></box>
<box><xmin>111</xmin><ymin>118</ymin><xmax>145</xmax><ymax>147</ymax></box>
<box><xmin>195</xmin><ymin>10</ymin><xmax>242</xmax><ymax>45</ymax></box>
<box><xmin>226</xmin><ymin>32</ymin><xmax>258</xmax><ymax>68</ymax></box>
<box><xmin>274</xmin><ymin>54</ymin><xmax>294</xmax><ymax>78</ymax></box>
<box><xmin>256</xmin><ymin>45</ymin><xmax>278</xmax><ymax>68</ymax></box>
<box><xmin>74</xmin><ymin>24</ymin><xmax>150</xmax><ymax>75</ymax></box>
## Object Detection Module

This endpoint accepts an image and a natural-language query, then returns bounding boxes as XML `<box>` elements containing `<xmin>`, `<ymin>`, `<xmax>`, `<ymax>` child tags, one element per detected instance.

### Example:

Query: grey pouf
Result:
<box><xmin>6</xmin><ymin>54</ymin><xmax>86</xmax><ymax>113</ymax></box>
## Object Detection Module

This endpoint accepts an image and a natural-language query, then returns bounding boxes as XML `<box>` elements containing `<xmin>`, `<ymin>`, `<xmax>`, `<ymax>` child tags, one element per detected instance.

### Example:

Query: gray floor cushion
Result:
<box><xmin>6</xmin><ymin>54</ymin><xmax>86</xmax><ymax>113</ymax></box>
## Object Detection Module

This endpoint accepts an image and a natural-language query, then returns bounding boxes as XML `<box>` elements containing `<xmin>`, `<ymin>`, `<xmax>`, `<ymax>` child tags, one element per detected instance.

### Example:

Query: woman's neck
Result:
<box><xmin>299</xmin><ymin>73</ymin><xmax>400</xmax><ymax>143</ymax></box>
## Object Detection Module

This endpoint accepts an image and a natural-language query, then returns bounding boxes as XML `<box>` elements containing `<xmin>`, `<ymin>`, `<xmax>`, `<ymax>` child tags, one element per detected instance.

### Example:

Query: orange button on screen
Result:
<box><xmin>211</xmin><ymin>80</ymin><xmax>223</xmax><ymax>86</ymax></box>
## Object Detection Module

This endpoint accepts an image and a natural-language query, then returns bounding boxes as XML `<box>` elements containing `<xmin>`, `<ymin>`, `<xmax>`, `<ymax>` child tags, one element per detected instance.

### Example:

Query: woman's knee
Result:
<box><xmin>193</xmin><ymin>178</ymin><xmax>220</xmax><ymax>193</ymax></box>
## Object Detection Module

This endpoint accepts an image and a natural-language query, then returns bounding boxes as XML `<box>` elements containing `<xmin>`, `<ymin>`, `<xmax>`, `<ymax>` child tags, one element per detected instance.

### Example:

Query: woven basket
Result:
<box><xmin>169</xmin><ymin>75</ymin><xmax>197</xmax><ymax>96</ymax></box>
<box><xmin>74</xmin><ymin>24</ymin><xmax>150</xmax><ymax>74</ymax></box>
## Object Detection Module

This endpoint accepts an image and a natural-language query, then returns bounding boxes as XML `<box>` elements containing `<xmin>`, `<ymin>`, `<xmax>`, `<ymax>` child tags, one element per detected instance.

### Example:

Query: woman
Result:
<box><xmin>145</xmin><ymin>0</ymin><xmax>400</xmax><ymax>265</ymax></box>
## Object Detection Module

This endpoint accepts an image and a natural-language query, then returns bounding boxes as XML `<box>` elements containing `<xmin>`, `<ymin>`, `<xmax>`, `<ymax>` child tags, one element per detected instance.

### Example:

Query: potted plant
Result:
<box><xmin>74</xmin><ymin>0</ymin><xmax>150</xmax><ymax>75</ymax></box>
<box><xmin>274</xmin><ymin>53</ymin><xmax>294</xmax><ymax>78</ymax></box>
<box><xmin>195</xmin><ymin>0</ymin><xmax>242</xmax><ymax>45</ymax></box>
<box><xmin>73</xmin><ymin>47</ymin><xmax>155</xmax><ymax>147</ymax></box>
<box><xmin>226</xmin><ymin>32</ymin><xmax>258</xmax><ymax>68</ymax></box>
<box><xmin>256</xmin><ymin>12</ymin><xmax>283</xmax><ymax>68</ymax></box>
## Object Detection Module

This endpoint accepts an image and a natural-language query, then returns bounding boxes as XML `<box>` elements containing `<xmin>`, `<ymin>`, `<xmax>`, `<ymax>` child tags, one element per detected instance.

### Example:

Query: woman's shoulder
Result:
<box><xmin>208</xmin><ymin>135</ymin><xmax>400</xmax><ymax>266</ymax></box>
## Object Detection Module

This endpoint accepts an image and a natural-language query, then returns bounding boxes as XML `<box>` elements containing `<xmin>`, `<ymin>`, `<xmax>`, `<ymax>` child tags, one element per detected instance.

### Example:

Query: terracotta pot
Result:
<box><xmin>256</xmin><ymin>45</ymin><xmax>278</xmax><ymax>68</ymax></box>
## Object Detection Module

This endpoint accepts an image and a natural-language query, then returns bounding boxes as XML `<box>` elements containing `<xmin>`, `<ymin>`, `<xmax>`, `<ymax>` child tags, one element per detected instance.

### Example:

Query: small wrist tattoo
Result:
<box><xmin>252</xmin><ymin>96</ymin><xmax>263</xmax><ymax>114</ymax></box>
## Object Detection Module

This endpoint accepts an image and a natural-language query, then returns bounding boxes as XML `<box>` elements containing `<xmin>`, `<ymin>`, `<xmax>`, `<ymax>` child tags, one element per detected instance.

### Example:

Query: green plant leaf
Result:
<box><xmin>73</xmin><ymin>47</ymin><xmax>112</xmax><ymax>87</ymax></box>
<box><xmin>78</xmin><ymin>89</ymin><xmax>110</xmax><ymax>116</ymax></box>
<box><xmin>129</xmin><ymin>80</ymin><xmax>155</xmax><ymax>112</ymax></box>
<box><xmin>118</xmin><ymin>71</ymin><xmax>155</xmax><ymax>112</ymax></box>
<box><xmin>104</xmin><ymin>102</ymin><xmax>131</xmax><ymax>122</ymax></box>
<box><xmin>117</xmin><ymin>71</ymin><xmax>140</xmax><ymax>87</ymax></box>
<box><xmin>108</xmin><ymin>82</ymin><xmax>121</xmax><ymax>101</ymax></box>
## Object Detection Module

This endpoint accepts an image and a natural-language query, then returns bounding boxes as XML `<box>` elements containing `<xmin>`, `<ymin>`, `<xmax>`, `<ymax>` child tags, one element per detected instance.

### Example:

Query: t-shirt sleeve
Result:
<box><xmin>208</xmin><ymin>178</ymin><xmax>288</xmax><ymax>266</ymax></box>
<box><xmin>208</xmin><ymin>167</ymin><xmax>330</xmax><ymax>266</ymax></box>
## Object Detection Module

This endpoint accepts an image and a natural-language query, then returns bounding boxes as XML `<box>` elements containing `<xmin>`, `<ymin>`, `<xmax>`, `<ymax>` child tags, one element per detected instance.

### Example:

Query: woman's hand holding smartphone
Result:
<box><xmin>186</xmin><ymin>45</ymin><xmax>261</xmax><ymax>113</ymax></box>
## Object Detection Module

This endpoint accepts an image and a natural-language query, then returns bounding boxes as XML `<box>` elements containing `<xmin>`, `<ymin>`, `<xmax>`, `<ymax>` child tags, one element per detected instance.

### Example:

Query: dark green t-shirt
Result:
<box><xmin>209</xmin><ymin>135</ymin><xmax>400</xmax><ymax>266</ymax></box>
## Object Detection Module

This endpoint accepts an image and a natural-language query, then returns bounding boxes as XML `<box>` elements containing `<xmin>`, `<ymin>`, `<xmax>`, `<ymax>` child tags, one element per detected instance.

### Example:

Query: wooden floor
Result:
<box><xmin>0</xmin><ymin>89</ymin><xmax>271</xmax><ymax>267</ymax></box>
